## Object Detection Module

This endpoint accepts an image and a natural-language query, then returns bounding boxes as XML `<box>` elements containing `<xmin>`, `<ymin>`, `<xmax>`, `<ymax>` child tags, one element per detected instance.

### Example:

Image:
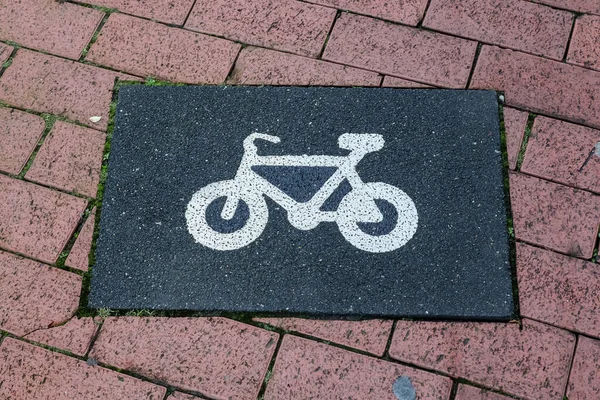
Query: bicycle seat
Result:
<box><xmin>338</xmin><ymin>133</ymin><xmax>384</xmax><ymax>152</ymax></box>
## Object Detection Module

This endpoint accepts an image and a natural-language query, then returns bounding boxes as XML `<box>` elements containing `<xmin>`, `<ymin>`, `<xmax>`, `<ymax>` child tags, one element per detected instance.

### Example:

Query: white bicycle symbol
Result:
<box><xmin>185</xmin><ymin>133</ymin><xmax>418</xmax><ymax>253</ymax></box>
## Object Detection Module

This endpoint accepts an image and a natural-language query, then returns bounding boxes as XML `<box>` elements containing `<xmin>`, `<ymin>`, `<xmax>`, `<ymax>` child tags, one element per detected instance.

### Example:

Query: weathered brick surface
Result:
<box><xmin>567</xmin><ymin>337</ymin><xmax>600</xmax><ymax>398</ymax></box>
<box><xmin>521</xmin><ymin>116</ymin><xmax>600</xmax><ymax>193</ymax></box>
<box><xmin>390</xmin><ymin>319</ymin><xmax>575</xmax><ymax>399</ymax></box>
<box><xmin>90</xmin><ymin>317</ymin><xmax>278</xmax><ymax>400</ymax></box>
<box><xmin>65</xmin><ymin>208</ymin><xmax>96</xmax><ymax>271</ymax></box>
<box><xmin>255</xmin><ymin>317</ymin><xmax>393</xmax><ymax>355</ymax></box>
<box><xmin>517</xmin><ymin>243</ymin><xmax>600</xmax><ymax>338</ymax></box>
<box><xmin>229</xmin><ymin>47</ymin><xmax>380</xmax><ymax>86</ymax></box>
<box><xmin>503</xmin><ymin>108</ymin><xmax>528</xmax><ymax>170</ymax></box>
<box><xmin>74</xmin><ymin>0</ymin><xmax>195</xmax><ymax>25</ymax></box>
<box><xmin>0</xmin><ymin>250</ymin><xmax>81</xmax><ymax>337</ymax></box>
<box><xmin>455</xmin><ymin>385</ymin><xmax>513</xmax><ymax>400</ymax></box>
<box><xmin>0</xmin><ymin>0</ymin><xmax>103</xmax><ymax>59</ymax></box>
<box><xmin>26</xmin><ymin>121</ymin><xmax>105</xmax><ymax>197</ymax></box>
<box><xmin>471</xmin><ymin>46</ymin><xmax>600</xmax><ymax>129</ymax></box>
<box><xmin>0</xmin><ymin>338</ymin><xmax>166</xmax><ymax>399</ymax></box>
<box><xmin>25</xmin><ymin>317</ymin><xmax>98</xmax><ymax>356</ymax></box>
<box><xmin>264</xmin><ymin>335</ymin><xmax>452</xmax><ymax>400</ymax></box>
<box><xmin>424</xmin><ymin>0</ymin><xmax>573</xmax><ymax>60</ymax></box>
<box><xmin>509</xmin><ymin>173</ymin><xmax>600</xmax><ymax>258</ymax></box>
<box><xmin>0</xmin><ymin>50</ymin><xmax>134</xmax><ymax>130</ymax></box>
<box><xmin>0</xmin><ymin>175</ymin><xmax>87</xmax><ymax>263</ymax></box>
<box><xmin>529</xmin><ymin>0</ymin><xmax>600</xmax><ymax>15</ymax></box>
<box><xmin>304</xmin><ymin>0</ymin><xmax>428</xmax><ymax>25</ymax></box>
<box><xmin>381</xmin><ymin>76</ymin><xmax>431</xmax><ymax>88</ymax></box>
<box><xmin>167</xmin><ymin>392</ymin><xmax>200</xmax><ymax>400</ymax></box>
<box><xmin>185</xmin><ymin>0</ymin><xmax>335</xmax><ymax>58</ymax></box>
<box><xmin>323</xmin><ymin>13</ymin><xmax>477</xmax><ymax>88</ymax></box>
<box><xmin>87</xmin><ymin>13</ymin><xmax>240</xmax><ymax>84</ymax></box>
<box><xmin>568</xmin><ymin>15</ymin><xmax>600</xmax><ymax>72</ymax></box>
<box><xmin>0</xmin><ymin>107</ymin><xmax>45</xmax><ymax>175</ymax></box>
<box><xmin>0</xmin><ymin>42</ymin><xmax>11</xmax><ymax>64</ymax></box>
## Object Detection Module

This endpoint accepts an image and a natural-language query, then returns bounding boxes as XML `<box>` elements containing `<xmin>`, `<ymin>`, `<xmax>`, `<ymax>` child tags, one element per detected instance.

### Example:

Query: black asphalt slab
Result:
<box><xmin>89</xmin><ymin>86</ymin><xmax>515</xmax><ymax>319</ymax></box>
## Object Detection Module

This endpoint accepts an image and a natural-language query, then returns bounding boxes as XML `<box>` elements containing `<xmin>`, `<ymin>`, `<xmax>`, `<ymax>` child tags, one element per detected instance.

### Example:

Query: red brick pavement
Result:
<box><xmin>1</xmin><ymin>0</ymin><xmax>599</xmax><ymax>399</ymax></box>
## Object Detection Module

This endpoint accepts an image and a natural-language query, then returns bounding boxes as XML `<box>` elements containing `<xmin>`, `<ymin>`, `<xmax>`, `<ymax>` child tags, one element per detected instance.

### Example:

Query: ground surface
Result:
<box><xmin>0</xmin><ymin>0</ymin><xmax>599</xmax><ymax>399</ymax></box>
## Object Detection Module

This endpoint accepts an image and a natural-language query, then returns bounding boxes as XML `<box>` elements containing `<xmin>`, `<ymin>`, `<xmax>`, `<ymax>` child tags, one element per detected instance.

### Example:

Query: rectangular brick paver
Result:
<box><xmin>530</xmin><ymin>0</ymin><xmax>600</xmax><ymax>15</ymax></box>
<box><xmin>471</xmin><ymin>46</ymin><xmax>600</xmax><ymax>129</ymax></box>
<box><xmin>0</xmin><ymin>250</ymin><xmax>81</xmax><ymax>337</ymax></box>
<box><xmin>25</xmin><ymin>121</ymin><xmax>106</xmax><ymax>198</ymax></box>
<box><xmin>567</xmin><ymin>337</ymin><xmax>600</xmax><ymax>399</ymax></box>
<box><xmin>90</xmin><ymin>317</ymin><xmax>278</xmax><ymax>400</ymax></box>
<box><xmin>455</xmin><ymin>385</ymin><xmax>513</xmax><ymax>400</ymax></box>
<box><xmin>0</xmin><ymin>50</ymin><xmax>127</xmax><ymax>130</ymax></box>
<box><xmin>264</xmin><ymin>335</ymin><xmax>452</xmax><ymax>400</ymax></box>
<box><xmin>424</xmin><ymin>0</ymin><xmax>573</xmax><ymax>60</ymax></box>
<box><xmin>25</xmin><ymin>317</ymin><xmax>98</xmax><ymax>356</ymax></box>
<box><xmin>73</xmin><ymin>0</ymin><xmax>195</xmax><ymax>25</ymax></box>
<box><xmin>517</xmin><ymin>243</ymin><xmax>600</xmax><ymax>337</ymax></box>
<box><xmin>0</xmin><ymin>0</ymin><xmax>103</xmax><ymax>59</ymax></box>
<box><xmin>0</xmin><ymin>338</ymin><xmax>166</xmax><ymax>400</ymax></box>
<box><xmin>255</xmin><ymin>317</ymin><xmax>393</xmax><ymax>356</ymax></box>
<box><xmin>87</xmin><ymin>13</ymin><xmax>240</xmax><ymax>84</ymax></box>
<box><xmin>229</xmin><ymin>47</ymin><xmax>381</xmax><ymax>86</ymax></box>
<box><xmin>521</xmin><ymin>116</ymin><xmax>600</xmax><ymax>193</ymax></box>
<box><xmin>304</xmin><ymin>0</ymin><xmax>428</xmax><ymax>25</ymax></box>
<box><xmin>0</xmin><ymin>175</ymin><xmax>87</xmax><ymax>263</ymax></box>
<box><xmin>503</xmin><ymin>108</ymin><xmax>529</xmax><ymax>170</ymax></box>
<box><xmin>323</xmin><ymin>13</ymin><xmax>477</xmax><ymax>88</ymax></box>
<box><xmin>390</xmin><ymin>319</ymin><xmax>575</xmax><ymax>399</ymax></box>
<box><xmin>185</xmin><ymin>0</ymin><xmax>336</xmax><ymax>58</ymax></box>
<box><xmin>567</xmin><ymin>15</ymin><xmax>600</xmax><ymax>72</ymax></box>
<box><xmin>509</xmin><ymin>173</ymin><xmax>600</xmax><ymax>258</ymax></box>
<box><xmin>0</xmin><ymin>107</ymin><xmax>45</xmax><ymax>175</ymax></box>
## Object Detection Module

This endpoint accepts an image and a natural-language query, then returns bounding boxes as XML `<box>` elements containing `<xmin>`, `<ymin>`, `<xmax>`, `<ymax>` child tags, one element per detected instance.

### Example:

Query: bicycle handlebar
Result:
<box><xmin>243</xmin><ymin>133</ymin><xmax>281</xmax><ymax>153</ymax></box>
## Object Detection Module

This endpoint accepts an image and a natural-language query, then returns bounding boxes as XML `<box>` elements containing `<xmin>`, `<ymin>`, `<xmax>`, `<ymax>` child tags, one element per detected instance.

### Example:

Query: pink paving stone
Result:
<box><xmin>73</xmin><ymin>0</ymin><xmax>195</xmax><ymax>25</ymax></box>
<box><xmin>530</xmin><ymin>0</ymin><xmax>600</xmax><ymax>15</ymax></box>
<box><xmin>87</xmin><ymin>13</ymin><xmax>240</xmax><ymax>84</ymax></box>
<box><xmin>382</xmin><ymin>76</ymin><xmax>431</xmax><ymax>88</ymax></box>
<box><xmin>90</xmin><ymin>317</ymin><xmax>278</xmax><ymax>400</ymax></box>
<box><xmin>455</xmin><ymin>385</ymin><xmax>514</xmax><ymax>400</ymax></box>
<box><xmin>0</xmin><ymin>175</ymin><xmax>87</xmax><ymax>263</ymax></box>
<box><xmin>389</xmin><ymin>319</ymin><xmax>575</xmax><ymax>400</ymax></box>
<box><xmin>567</xmin><ymin>336</ymin><xmax>600</xmax><ymax>398</ymax></box>
<box><xmin>254</xmin><ymin>317</ymin><xmax>393</xmax><ymax>356</ymax></box>
<box><xmin>517</xmin><ymin>243</ymin><xmax>600</xmax><ymax>338</ymax></box>
<box><xmin>521</xmin><ymin>116</ymin><xmax>600</xmax><ymax>193</ymax></box>
<box><xmin>323</xmin><ymin>13</ymin><xmax>477</xmax><ymax>88</ymax></box>
<box><xmin>503</xmin><ymin>108</ymin><xmax>529</xmax><ymax>170</ymax></box>
<box><xmin>0</xmin><ymin>250</ymin><xmax>81</xmax><ymax>337</ymax></box>
<box><xmin>471</xmin><ymin>45</ymin><xmax>600</xmax><ymax>129</ymax></box>
<box><xmin>185</xmin><ymin>0</ymin><xmax>336</xmax><ymax>58</ymax></box>
<box><xmin>228</xmin><ymin>47</ymin><xmax>380</xmax><ymax>86</ymax></box>
<box><xmin>25</xmin><ymin>121</ymin><xmax>105</xmax><ymax>197</ymax></box>
<box><xmin>264</xmin><ymin>335</ymin><xmax>452</xmax><ymax>400</ymax></box>
<box><xmin>509</xmin><ymin>172</ymin><xmax>600</xmax><ymax>258</ymax></box>
<box><xmin>0</xmin><ymin>0</ymin><xmax>103</xmax><ymax>59</ymax></box>
<box><xmin>423</xmin><ymin>0</ymin><xmax>572</xmax><ymax>61</ymax></box>
<box><xmin>0</xmin><ymin>338</ymin><xmax>166</xmax><ymax>399</ymax></box>
<box><xmin>568</xmin><ymin>15</ymin><xmax>600</xmax><ymax>72</ymax></box>
<box><xmin>0</xmin><ymin>42</ymin><xmax>11</xmax><ymax>64</ymax></box>
<box><xmin>65</xmin><ymin>208</ymin><xmax>96</xmax><ymax>272</ymax></box>
<box><xmin>0</xmin><ymin>107</ymin><xmax>45</xmax><ymax>175</ymax></box>
<box><xmin>0</xmin><ymin>50</ymin><xmax>132</xmax><ymax>131</ymax></box>
<box><xmin>304</xmin><ymin>0</ymin><xmax>428</xmax><ymax>25</ymax></box>
<box><xmin>25</xmin><ymin>317</ymin><xmax>98</xmax><ymax>356</ymax></box>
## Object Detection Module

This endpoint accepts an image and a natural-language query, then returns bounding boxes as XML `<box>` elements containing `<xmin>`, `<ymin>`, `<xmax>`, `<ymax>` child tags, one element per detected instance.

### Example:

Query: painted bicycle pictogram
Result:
<box><xmin>185</xmin><ymin>133</ymin><xmax>418</xmax><ymax>252</ymax></box>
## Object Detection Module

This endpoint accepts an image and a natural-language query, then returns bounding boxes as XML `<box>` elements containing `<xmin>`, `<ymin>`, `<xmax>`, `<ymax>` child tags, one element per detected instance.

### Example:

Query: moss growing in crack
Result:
<box><xmin>145</xmin><ymin>77</ymin><xmax>185</xmax><ymax>87</ymax></box>
<box><xmin>516</xmin><ymin>114</ymin><xmax>536</xmax><ymax>170</ymax></box>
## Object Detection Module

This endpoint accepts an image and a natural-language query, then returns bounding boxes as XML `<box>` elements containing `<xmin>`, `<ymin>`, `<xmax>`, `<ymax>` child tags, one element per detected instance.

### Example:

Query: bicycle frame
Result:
<box><xmin>222</xmin><ymin>137</ymin><xmax>382</xmax><ymax>230</ymax></box>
